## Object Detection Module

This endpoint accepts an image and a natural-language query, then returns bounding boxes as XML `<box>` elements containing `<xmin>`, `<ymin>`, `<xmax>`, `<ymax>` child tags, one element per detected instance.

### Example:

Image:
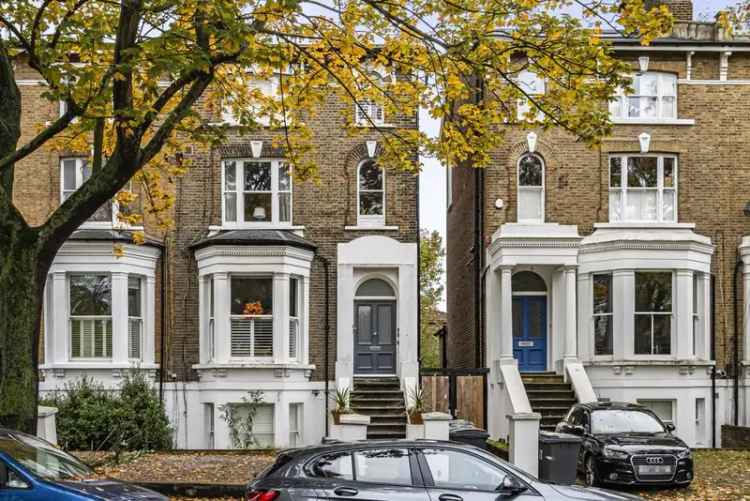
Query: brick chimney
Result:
<box><xmin>646</xmin><ymin>0</ymin><xmax>693</xmax><ymax>22</ymax></box>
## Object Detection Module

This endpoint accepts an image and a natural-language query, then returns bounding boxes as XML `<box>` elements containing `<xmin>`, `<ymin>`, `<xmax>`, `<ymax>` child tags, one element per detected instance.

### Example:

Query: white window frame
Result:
<box><xmin>221</xmin><ymin>78</ymin><xmax>279</xmax><ymax>127</ymax></box>
<box><xmin>609</xmin><ymin>72</ymin><xmax>678</xmax><ymax>122</ymax></box>
<box><xmin>68</xmin><ymin>273</ymin><xmax>113</xmax><ymax>361</ymax></box>
<box><xmin>289</xmin><ymin>276</ymin><xmax>301</xmax><ymax>362</ymax></box>
<box><xmin>289</xmin><ymin>402</ymin><xmax>303</xmax><ymax>447</ymax></box>
<box><xmin>128</xmin><ymin>276</ymin><xmax>144</xmax><ymax>361</ymax></box>
<box><xmin>355</xmin><ymin>101</ymin><xmax>385</xmax><ymax>127</ymax></box>
<box><xmin>633</xmin><ymin>271</ymin><xmax>674</xmax><ymax>357</ymax></box>
<box><xmin>516</xmin><ymin>70</ymin><xmax>545</xmax><ymax>122</ymax></box>
<box><xmin>229</xmin><ymin>275</ymin><xmax>275</xmax><ymax>361</ymax></box>
<box><xmin>221</xmin><ymin>159</ymin><xmax>293</xmax><ymax>227</ymax></box>
<box><xmin>608</xmin><ymin>154</ymin><xmax>677</xmax><ymax>224</ymax></box>
<box><xmin>592</xmin><ymin>273</ymin><xmax>614</xmax><ymax>358</ymax></box>
<box><xmin>207</xmin><ymin>275</ymin><xmax>215</xmax><ymax>362</ymax></box>
<box><xmin>637</xmin><ymin>399</ymin><xmax>675</xmax><ymax>427</ymax></box>
<box><xmin>356</xmin><ymin>159</ymin><xmax>386</xmax><ymax>227</ymax></box>
<box><xmin>517</xmin><ymin>153</ymin><xmax>545</xmax><ymax>224</ymax></box>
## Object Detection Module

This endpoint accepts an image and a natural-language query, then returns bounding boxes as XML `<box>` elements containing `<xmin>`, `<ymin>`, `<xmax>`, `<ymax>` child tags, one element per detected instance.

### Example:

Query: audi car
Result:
<box><xmin>246</xmin><ymin>439</ymin><xmax>644</xmax><ymax>500</ymax></box>
<box><xmin>555</xmin><ymin>402</ymin><xmax>693</xmax><ymax>488</ymax></box>
<box><xmin>0</xmin><ymin>428</ymin><xmax>167</xmax><ymax>500</ymax></box>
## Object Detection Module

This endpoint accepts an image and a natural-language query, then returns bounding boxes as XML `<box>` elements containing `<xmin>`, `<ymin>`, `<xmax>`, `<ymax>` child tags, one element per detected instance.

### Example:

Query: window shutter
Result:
<box><xmin>231</xmin><ymin>318</ymin><xmax>253</xmax><ymax>357</ymax></box>
<box><xmin>129</xmin><ymin>319</ymin><xmax>142</xmax><ymax>359</ymax></box>
<box><xmin>254</xmin><ymin>318</ymin><xmax>273</xmax><ymax>358</ymax></box>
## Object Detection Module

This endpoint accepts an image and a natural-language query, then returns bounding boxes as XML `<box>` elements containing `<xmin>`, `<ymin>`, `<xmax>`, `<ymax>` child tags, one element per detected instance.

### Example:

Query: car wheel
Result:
<box><xmin>585</xmin><ymin>456</ymin><xmax>599</xmax><ymax>487</ymax></box>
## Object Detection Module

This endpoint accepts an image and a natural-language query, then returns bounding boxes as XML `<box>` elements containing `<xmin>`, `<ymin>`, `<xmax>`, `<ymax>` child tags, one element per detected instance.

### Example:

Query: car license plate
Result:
<box><xmin>638</xmin><ymin>465</ymin><xmax>673</xmax><ymax>475</ymax></box>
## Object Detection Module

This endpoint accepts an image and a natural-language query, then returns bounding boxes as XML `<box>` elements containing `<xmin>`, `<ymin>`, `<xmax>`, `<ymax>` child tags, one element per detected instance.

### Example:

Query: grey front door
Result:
<box><xmin>355</xmin><ymin>301</ymin><xmax>396</xmax><ymax>374</ymax></box>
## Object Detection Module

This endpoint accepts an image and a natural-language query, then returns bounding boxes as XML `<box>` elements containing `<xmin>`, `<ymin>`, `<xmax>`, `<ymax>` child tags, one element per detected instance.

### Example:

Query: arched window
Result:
<box><xmin>517</xmin><ymin>153</ymin><xmax>544</xmax><ymax>223</ymax></box>
<box><xmin>356</xmin><ymin>278</ymin><xmax>395</xmax><ymax>298</ymax></box>
<box><xmin>357</xmin><ymin>160</ymin><xmax>385</xmax><ymax>227</ymax></box>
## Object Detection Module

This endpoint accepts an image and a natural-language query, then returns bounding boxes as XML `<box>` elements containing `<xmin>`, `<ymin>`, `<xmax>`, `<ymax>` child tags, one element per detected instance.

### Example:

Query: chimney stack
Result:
<box><xmin>645</xmin><ymin>0</ymin><xmax>693</xmax><ymax>22</ymax></box>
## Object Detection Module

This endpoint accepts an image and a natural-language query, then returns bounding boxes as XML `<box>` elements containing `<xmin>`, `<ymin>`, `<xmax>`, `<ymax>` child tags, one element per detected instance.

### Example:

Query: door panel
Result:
<box><xmin>512</xmin><ymin>296</ymin><xmax>547</xmax><ymax>373</ymax></box>
<box><xmin>355</xmin><ymin>302</ymin><xmax>396</xmax><ymax>374</ymax></box>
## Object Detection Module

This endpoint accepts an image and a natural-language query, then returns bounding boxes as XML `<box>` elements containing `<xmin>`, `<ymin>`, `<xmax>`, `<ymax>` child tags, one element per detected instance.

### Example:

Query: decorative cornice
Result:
<box><xmin>493</xmin><ymin>239</ymin><xmax>581</xmax><ymax>249</ymax></box>
<box><xmin>195</xmin><ymin>245</ymin><xmax>314</xmax><ymax>262</ymax></box>
<box><xmin>579</xmin><ymin>240</ymin><xmax>714</xmax><ymax>255</ymax></box>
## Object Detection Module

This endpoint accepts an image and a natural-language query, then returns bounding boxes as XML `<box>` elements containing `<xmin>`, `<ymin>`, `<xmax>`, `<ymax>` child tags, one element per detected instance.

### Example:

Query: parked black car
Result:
<box><xmin>246</xmin><ymin>439</ymin><xmax>644</xmax><ymax>501</ymax></box>
<box><xmin>555</xmin><ymin>402</ymin><xmax>693</xmax><ymax>488</ymax></box>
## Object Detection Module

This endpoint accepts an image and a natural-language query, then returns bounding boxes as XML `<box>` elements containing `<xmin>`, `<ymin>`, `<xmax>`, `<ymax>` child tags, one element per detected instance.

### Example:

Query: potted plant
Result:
<box><xmin>407</xmin><ymin>385</ymin><xmax>425</xmax><ymax>425</ymax></box>
<box><xmin>331</xmin><ymin>387</ymin><xmax>352</xmax><ymax>425</ymax></box>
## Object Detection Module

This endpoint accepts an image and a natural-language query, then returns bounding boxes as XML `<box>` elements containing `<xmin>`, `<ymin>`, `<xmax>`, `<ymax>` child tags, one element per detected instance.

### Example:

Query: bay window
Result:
<box><xmin>223</xmin><ymin>160</ymin><xmax>292</xmax><ymax>226</ymax></box>
<box><xmin>634</xmin><ymin>272</ymin><xmax>672</xmax><ymax>355</ymax></box>
<box><xmin>230</xmin><ymin>277</ymin><xmax>274</xmax><ymax>359</ymax></box>
<box><xmin>69</xmin><ymin>274</ymin><xmax>112</xmax><ymax>359</ymax></box>
<box><xmin>609</xmin><ymin>155</ymin><xmax>677</xmax><ymax>223</ymax></box>
<box><xmin>593</xmin><ymin>274</ymin><xmax>613</xmax><ymax>356</ymax></box>
<box><xmin>609</xmin><ymin>72</ymin><xmax>677</xmax><ymax>120</ymax></box>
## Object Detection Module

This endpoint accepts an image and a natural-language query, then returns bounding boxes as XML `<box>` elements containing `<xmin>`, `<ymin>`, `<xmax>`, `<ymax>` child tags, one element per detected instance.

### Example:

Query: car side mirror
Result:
<box><xmin>496</xmin><ymin>476</ymin><xmax>527</xmax><ymax>498</ymax></box>
<box><xmin>666</xmin><ymin>423</ymin><xmax>676</xmax><ymax>432</ymax></box>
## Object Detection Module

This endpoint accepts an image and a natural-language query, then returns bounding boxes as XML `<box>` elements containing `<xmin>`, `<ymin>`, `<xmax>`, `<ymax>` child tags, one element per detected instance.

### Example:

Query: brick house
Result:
<box><xmin>12</xmin><ymin>61</ymin><xmax>420</xmax><ymax>448</ymax></box>
<box><xmin>446</xmin><ymin>0</ymin><xmax>750</xmax><ymax>448</ymax></box>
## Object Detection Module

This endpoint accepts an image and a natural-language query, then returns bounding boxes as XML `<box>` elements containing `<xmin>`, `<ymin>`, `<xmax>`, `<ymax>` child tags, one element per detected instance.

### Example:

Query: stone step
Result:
<box><xmin>367</xmin><ymin>431</ymin><xmax>407</xmax><ymax>440</ymax></box>
<box><xmin>527</xmin><ymin>389</ymin><xmax>576</xmax><ymax>400</ymax></box>
<box><xmin>362</xmin><ymin>411</ymin><xmax>409</xmax><ymax>419</ymax></box>
<box><xmin>351</xmin><ymin>397</ymin><xmax>405</xmax><ymax>405</ymax></box>
<box><xmin>351</xmin><ymin>407</ymin><xmax>406</xmax><ymax>415</ymax></box>
<box><xmin>528</xmin><ymin>401</ymin><xmax>576</xmax><ymax>411</ymax></box>
<box><xmin>521</xmin><ymin>375</ymin><xmax>566</xmax><ymax>384</ymax></box>
<box><xmin>524</xmin><ymin>383</ymin><xmax>572</xmax><ymax>392</ymax></box>
<box><xmin>370</xmin><ymin>416</ymin><xmax>408</xmax><ymax>425</ymax></box>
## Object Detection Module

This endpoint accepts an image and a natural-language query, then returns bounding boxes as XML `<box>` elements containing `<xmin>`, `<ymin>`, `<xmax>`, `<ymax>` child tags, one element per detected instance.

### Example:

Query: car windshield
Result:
<box><xmin>591</xmin><ymin>409</ymin><xmax>666</xmax><ymax>435</ymax></box>
<box><xmin>0</xmin><ymin>432</ymin><xmax>94</xmax><ymax>481</ymax></box>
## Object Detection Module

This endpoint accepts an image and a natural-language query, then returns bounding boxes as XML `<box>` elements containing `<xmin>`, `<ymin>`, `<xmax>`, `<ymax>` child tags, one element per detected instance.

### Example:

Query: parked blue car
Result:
<box><xmin>0</xmin><ymin>428</ymin><xmax>166</xmax><ymax>500</ymax></box>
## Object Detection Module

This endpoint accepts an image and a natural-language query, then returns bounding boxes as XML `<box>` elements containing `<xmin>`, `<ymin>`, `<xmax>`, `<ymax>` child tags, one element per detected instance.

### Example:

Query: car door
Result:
<box><xmin>313</xmin><ymin>448</ymin><xmax>429</xmax><ymax>501</ymax></box>
<box><xmin>0</xmin><ymin>459</ymin><xmax>37</xmax><ymax>500</ymax></box>
<box><xmin>417</xmin><ymin>448</ymin><xmax>539</xmax><ymax>501</ymax></box>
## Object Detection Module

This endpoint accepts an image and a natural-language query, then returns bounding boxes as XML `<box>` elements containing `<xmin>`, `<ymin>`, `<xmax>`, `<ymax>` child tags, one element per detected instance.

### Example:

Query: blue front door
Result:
<box><xmin>512</xmin><ymin>296</ymin><xmax>547</xmax><ymax>372</ymax></box>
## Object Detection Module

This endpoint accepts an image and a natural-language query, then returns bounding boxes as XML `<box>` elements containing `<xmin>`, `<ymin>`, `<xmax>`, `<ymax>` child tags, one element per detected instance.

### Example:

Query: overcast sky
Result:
<box><xmin>418</xmin><ymin>0</ymin><xmax>737</xmax><ymax>308</ymax></box>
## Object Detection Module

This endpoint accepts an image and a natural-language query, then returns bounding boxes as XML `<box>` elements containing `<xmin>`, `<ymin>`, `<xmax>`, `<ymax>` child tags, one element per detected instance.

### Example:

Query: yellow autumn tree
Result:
<box><xmin>0</xmin><ymin>0</ymin><xmax>670</xmax><ymax>432</ymax></box>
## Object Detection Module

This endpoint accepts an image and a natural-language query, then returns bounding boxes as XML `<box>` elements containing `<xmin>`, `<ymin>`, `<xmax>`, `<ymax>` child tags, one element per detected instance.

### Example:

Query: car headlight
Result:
<box><xmin>677</xmin><ymin>449</ymin><xmax>692</xmax><ymax>459</ymax></box>
<box><xmin>602</xmin><ymin>446</ymin><xmax>630</xmax><ymax>460</ymax></box>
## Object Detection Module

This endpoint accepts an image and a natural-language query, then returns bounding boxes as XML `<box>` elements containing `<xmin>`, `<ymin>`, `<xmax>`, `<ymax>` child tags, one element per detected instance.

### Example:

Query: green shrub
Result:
<box><xmin>42</xmin><ymin>372</ymin><xmax>172</xmax><ymax>452</ymax></box>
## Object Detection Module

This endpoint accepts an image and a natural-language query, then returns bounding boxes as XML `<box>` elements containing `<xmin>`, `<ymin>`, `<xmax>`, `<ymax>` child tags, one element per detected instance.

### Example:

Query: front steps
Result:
<box><xmin>521</xmin><ymin>372</ymin><xmax>577</xmax><ymax>431</ymax></box>
<box><xmin>350</xmin><ymin>377</ymin><xmax>407</xmax><ymax>439</ymax></box>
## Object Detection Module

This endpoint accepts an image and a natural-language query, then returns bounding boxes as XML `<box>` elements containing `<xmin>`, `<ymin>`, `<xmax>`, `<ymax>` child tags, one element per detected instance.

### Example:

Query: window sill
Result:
<box><xmin>593</xmin><ymin>222</ymin><xmax>694</xmax><ymax>230</ymax></box>
<box><xmin>209</xmin><ymin>224</ymin><xmax>305</xmax><ymax>232</ymax></box>
<box><xmin>79</xmin><ymin>221</ymin><xmax>145</xmax><ymax>232</ymax></box>
<box><xmin>40</xmin><ymin>362</ymin><xmax>159</xmax><ymax>370</ymax></box>
<box><xmin>354</xmin><ymin>123</ymin><xmax>397</xmax><ymax>129</ymax></box>
<box><xmin>345</xmin><ymin>225</ymin><xmax>399</xmax><ymax>231</ymax></box>
<box><xmin>610</xmin><ymin>118</ymin><xmax>695</xmax><ymax>126</ymax></box>
<box><xmin>193</xmin><ymin>362</ymin><xmax>315</xmax><ymax>370</ymax></box>
<box><xmin>584</xmin><ymin>359</ymin><xmax>713</xmax><ymax>367</ymax></box>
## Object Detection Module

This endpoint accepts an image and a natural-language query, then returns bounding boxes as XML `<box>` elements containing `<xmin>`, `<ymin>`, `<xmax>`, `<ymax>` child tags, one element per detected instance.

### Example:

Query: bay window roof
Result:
<box><xmin>191</xmin><ymin>229</ymin><xmax>316</xmax><ymax>252</ymax></box>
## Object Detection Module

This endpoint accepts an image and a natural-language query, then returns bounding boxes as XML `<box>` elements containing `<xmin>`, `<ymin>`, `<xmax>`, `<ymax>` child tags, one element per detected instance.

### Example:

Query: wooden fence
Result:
<box><xmin>420</xmin><ymin>368</ymin><xmax>488</xmax><ymax>429</ymax></box>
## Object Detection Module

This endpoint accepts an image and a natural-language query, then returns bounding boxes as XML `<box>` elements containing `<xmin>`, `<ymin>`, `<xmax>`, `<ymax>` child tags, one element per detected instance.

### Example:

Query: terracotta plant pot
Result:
<box><xmin>409</xmin><ymin>412</ymin><xmax>424</xmax><ymax>425</ymax></box>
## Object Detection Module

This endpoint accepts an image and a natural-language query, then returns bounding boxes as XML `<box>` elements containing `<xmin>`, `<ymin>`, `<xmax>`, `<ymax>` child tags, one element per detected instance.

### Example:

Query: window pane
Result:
<box><xmin>512</xmin><ymin>271</ymin><xmax>547</xmax><ymax>292</ymax></box>
<box><xmin>512</xmin><ymin>298</ymin><xmax>522</xmax><ymax>338</ymax></box>
<box><xmin>63</xmin><ymin>160</ymin><xmax>77</xmax><ymax>190</ymax></box>
<box><xmin>662</xmin><ymin>74</ymin><xmax>677</xmax><ymax>96</ymax></box>
<box><xmin>81</xmin><ymin>160</ymin><xmax>91</xmax><ymax>182</ymax></box>
<box><xmin>225</xmin><ymin>193</ymin><xmax>237</xmax><ymax>222</ymax></box>
<box><xmin>278</xmin><ymin>192</ymin><xmax>291</xmax><ymax>223</ymax></box>
<box><xmin>354</xmin><ymin>449</ymin><xmax>412</xmax><ymax>486</ymax></box>
<box><xmin>640</xmin><ymin>97</ymin><xmax>658</xmax><ymax>118</ymax></box>
<box><xmin>634</xmin><ymin>314</ymin><xmax>652</xmax><ymax>355</ymax></box>
<box><xmin>625</xmin><ymin>190</ymin><xmax>657</xmax><ymax>221</ymax></box>
<box><xmin>663</xmin><ymin>158</ymin><xmax>675</xmax><ymax>187</ymax></box>
<box><xmin>312</xmin><ymin>452</ymin><xmax>353</xmax><ymax>480</ymax></box>
<box><xmin>518</xmin><ymin>154</ymin><xmax>543</xmax><ymax>186</ymax></box>
<box><xmin>627</xmin><ymin>96</ymin><xmax>641</xmax><ymax>118</ymax></box>
<box><xmin>639</xmin><ymin>400</ymin><xmax>674</xmax><ymax>424</ymax></box>
<box><xmin>609</xmin><ymin>157</ymin><xmax>622</xmax><ymax>187</ymax></box>
<box><xmin>356</xmin><ymin>279</ymin><xmax>395</xmax><ymax>297</ymax></box>
<box><xmin>609</xmin><ymin>191</ymin><xmax>622</xmax><ymax>222</ymax></box>
<box><xmin>359</xmin><ymin>161</ymin><xmax>383</xmax><ymax>190</ymax></box>
<box><xmin>662</xmin><ymin>96</ymin><xmax>676</xmax><ymax>118</ymax></box>
<box><xmin>231</xmin><ymin>277</ymin><xmax>273</xmax><ymax>315</ymax></box>
<box><xmin>224</xmin><ymin>161</ymin><xmax>237</xmax><ymax>190</ymax></box>
<box><xmin>359</xmin><ymin>192</ymin><xmax>384</xmax><ymax>216</ymax></box>
<box><xmin>70</xmin><ymin>275</ymin><xmax>112</xmax><ymax>315</ymax></box>
<box><xmin>290</xmin><ymin>277</ymin><xmax>298</xmax><ymax>317</ymax></box>
<box><xmin>593</xmin><ymin>274</ymin><xmax>612</xmax><ymax>314</ymax></box>
<box><xmin>594</xmin><ymin>316</ymin><xmax>613</xmax><ymax>356</ymax></box>
<box><xmin>357</xmin><ymin>305</ymin><xmax>372</xmax><ymax>345</ymax></box>
<box><xmin>663</xmin><ymin>190</ymin><xmax>675</xmax><ymax>222</ymax></box>
<box><xmin>518</xmin><ymin>188</ymin><xmax>542</xmax><ymax>222</ymax></box>
<box><xmin>377</xmin><ymin>305</ymin><xmax>392</xmax><ymax>344</ymax></box>
<box><xmin>244</xmin><ymin>161</ymin><xmax>272</xmax><ymax>191</ymax></box>
<box><xmin>635</xmin><ymin>272</ymin><xmax>672</xmax><ymax>312</ymax></box>
<box><xmin>637</xmin><ymin>73</ymin><xmax>659</xmax><ymax>96</ymax></box>
<box><xmin>244</xmin><ymin>192</ymin><xmax>272</xmax><ymax>222</ymax></box>
<box><xmin>422</xmin><ymin>449</ymin><xmax>507</xmax><ymax>492</ymax></box>
<box><xmin>128</xmin><ymin>277</ymin><xmax>141</xmax><ymax>317</ymax></box>
<box><xmin>609</xmin><ymin>97</ymin><xmax>622</xmax><ymax>118</ymax></box>
<box><xmin>278</xmin><ymin>163</ymin><xmax>291</xmax><ymax>191</ymax></box>
<box><xmin>627</xmin><ymin>157</ymin><xmax>658</xmax><ymax>187</ymax></box>
<box><xmin>653</xmin><ymin>315</ymin><xmax>671</xmax><ymax>354</ymax></box>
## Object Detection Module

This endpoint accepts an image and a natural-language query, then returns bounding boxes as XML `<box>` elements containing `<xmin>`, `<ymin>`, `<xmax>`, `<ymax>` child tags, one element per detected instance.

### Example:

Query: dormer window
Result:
<box><xmin>222</xmin><ymin>159</ymin><xmax>292</xmax><ymax>226</ymax></box>
<box><xmin>609</xmin><ymin>72</ymin><xmax>677</xmax><ymax>121</ymax></box>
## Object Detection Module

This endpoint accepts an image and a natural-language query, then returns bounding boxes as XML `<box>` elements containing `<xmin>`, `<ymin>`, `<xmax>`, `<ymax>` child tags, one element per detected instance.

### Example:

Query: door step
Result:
<box><xmin>351</xmin><ymin>377</ymin><xmax>407</xmax><ymax>440</ymax></box>
<box><xmin>521</xmin><ymin>373</ymin><xmax>576</xmax><ymax>432</ymax></box>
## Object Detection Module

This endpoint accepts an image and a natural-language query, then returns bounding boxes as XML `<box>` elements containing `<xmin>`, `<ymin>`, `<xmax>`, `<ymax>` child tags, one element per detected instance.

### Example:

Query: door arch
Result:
<box><xmin>354</xmin><ymin>278</ymin><xmax>397</xmax><ymax>375</ymax></box>
<box><xmin>512</xmin><ymin>271</ymin><xmax>548</xmax><ymax>372</ymax></box>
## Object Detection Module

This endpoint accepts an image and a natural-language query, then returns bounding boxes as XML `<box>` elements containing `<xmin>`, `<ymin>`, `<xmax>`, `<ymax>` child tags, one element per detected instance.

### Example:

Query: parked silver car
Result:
<box><xmin>246</xmin><ymin>440</ymin><xmax>643</xmax><ymax>501</ymax></box>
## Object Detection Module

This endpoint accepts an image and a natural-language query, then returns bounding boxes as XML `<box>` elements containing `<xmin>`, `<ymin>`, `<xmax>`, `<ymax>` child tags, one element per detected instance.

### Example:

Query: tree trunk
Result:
<box><xmin>0</xmin><ymin>227</ymin><xmax>45</xmax><ymax>434</ymax></box>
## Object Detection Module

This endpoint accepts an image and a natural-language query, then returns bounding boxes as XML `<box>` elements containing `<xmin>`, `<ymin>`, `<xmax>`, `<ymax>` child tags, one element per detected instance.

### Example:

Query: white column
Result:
<box><xmin>499</xmin><ymin>266</ymin><xmax>514</xmax><ymax>361</ymax></box>
<box><xmin>577</xmin><ymin>273</ymin><xmax>592</xmax><ymax>361</ymax></box>
<box><xmin>613</xmin><ymin>270</ymin><xmax>633</xmax><ymax>360</ymax></box>
<box><xmin>274</xmin><ymin>273</ymin><xmax>291</xmax><ymax>364</ymax></box>
<box><xmin>144</xmin><ymin>276</ymin><xmax>156</xmax><ymax>365</ymax></box>
<box><xmin>485</xmin><ymin>268</ymin><xmax>501</xmax><ymax>367</ymax></box>
<box><xmin>675</xmin><ymin>270</ymin><xmax>693</xmax><ymax>360</ymax></box>
<box><xmin>336</xmin><ymin>264</ymin><xmax>355</xmax><ymax>385</ymax></box>
<box><xmin>275</xmin><ymin>396</ymin><xmax>290</xmax><ymax>449</ymax></box>
<box><xmin>198</xmin><ymin>274</ymin><xmax>207</xmax><ymax>364</ymax></box>
<box><xmin>213</xmin><ymin>273</ymin><xmax>231</xmax><ymax>363</ymax></box>
<box><xmin>744</xmin><ymin>270</ymin><xmax>750</xmax><ymax>364</ymax></box>
<box><xmin>302</xmin><ymin>276</ymin><xmax>311</xmax><ymax>365</ymax></box>
<box><xmin>398</xmin><ymin>263</ymin><xmax>419</xmax><ymax>381</ymax></box>
<box><xmin>563</xmin><ymin>266</ymin><xmax>578</xmax><ymax>362</ymax></box>
<box><xmin>111</xmin><ymin>272</ymin><xmax>129</xmax><ymax>364</ymax></box>
<box><xmin>51</xmin><ymin>272</ymin><xmax>68</xmax><ymax>364</ymax></box>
